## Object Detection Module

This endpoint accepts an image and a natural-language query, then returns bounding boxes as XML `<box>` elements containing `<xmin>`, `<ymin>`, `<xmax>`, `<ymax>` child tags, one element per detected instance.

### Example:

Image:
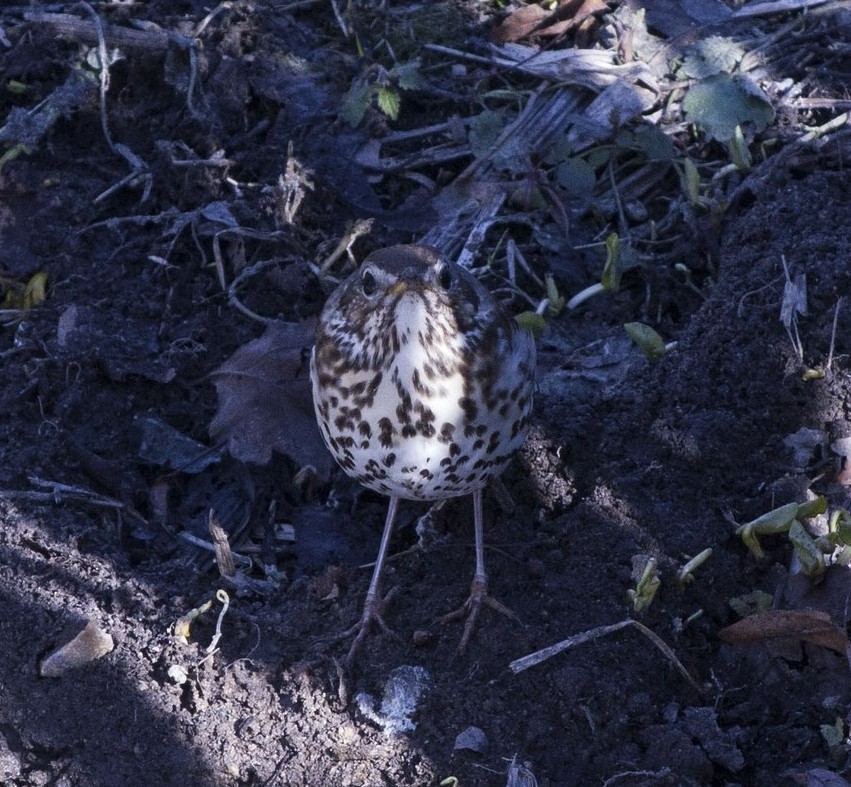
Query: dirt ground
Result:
<box><xmin>1</xmin><ymin>2</ymin><xmax>851</xmax><ymax>786</ymax></box>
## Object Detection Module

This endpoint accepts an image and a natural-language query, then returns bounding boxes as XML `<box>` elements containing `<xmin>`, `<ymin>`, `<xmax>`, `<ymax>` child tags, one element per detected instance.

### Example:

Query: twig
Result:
<box><xmin>318</xmin><ymin>219</ymin><xmax>374</xmax><ymax>274</ymax></box>
<box><xmin>508</xmin><ymin>618</ymin><xmax>702</xmax><ymax>694</ymax></box>
<box><xmin>826</xmin><ymin>297</ymin><xmax>843</xmax><ymax>373</ymax></box>
<box><xmin>731</xmin><ymin>0</ymin><xmax>833</xmax><ymax>18</ymax></box>
<box><xmin>77</xmin><ymin>1</ymin><xmax>114</xmax><ymax>152</ymax></box>
<box><xmin>178</xmin><ymin>531</ymin><xmax>253</xmax><ymax>569</ymax></box>
<box><xmin>209</xmin><ymin>509</ymin><xmax>236</xmax><ymax>578</ymax></box>
<box><xmin>1</xmin><ymin>476</ymin><xmax>149</xmax><ymax>525</ymax></box>
<box><xmin>24</xmin><ymin>11</ymin><xmax>183</xmax><ymax>51</ymax></box>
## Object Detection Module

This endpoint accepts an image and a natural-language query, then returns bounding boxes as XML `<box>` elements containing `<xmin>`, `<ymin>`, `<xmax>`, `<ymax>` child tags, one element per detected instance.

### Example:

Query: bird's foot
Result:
<box><xmin>438</xmin><ymin>576</ymin><xmax>520</xmax><ymax>654</ymax></box>
<box><xmin>337</xmin><ymin>586</ymin><xmax>399</xmax><ymax>667</ymax></box>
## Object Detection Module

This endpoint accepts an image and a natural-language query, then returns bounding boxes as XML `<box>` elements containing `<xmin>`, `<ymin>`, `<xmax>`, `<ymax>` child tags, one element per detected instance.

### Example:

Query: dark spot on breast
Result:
<box><xmin>487</xmin><ymin>432</ymin><xmax>500</xmax><ymax>453</ymax></box>
<box><xmin>334</xmin><ymin>415</ymin><xmax>354</xmax><ymax>432</ymax></box>
<box><xmin>402</xmin><ymin>424</ymin><xmax>416</xmax><ymax>438</ymax></box>
<box><xmin>415</xmin><ymin>404</ymin><xmax>435</xmax><ymax>422</ymax></box>
<box><xmin>459</xmin><ymin>396</ymin><xmax>478</xmax><ymax>422</ymax></box>
<box><xmin>449</xmin><ymin>442</ymin><xmax>461</xmax><ymax>457</ymax></box>
<box><xmin>412</xmin><ymin>368</ymin><xmax>429</xmax><ymax>394</ymax></box>
<box><xmin>358</xmin><ymin>421</ymin><xmax>372</xmax><ymax>437</ymax></box>
<box><xmin>439</xmin><ymin>423</ymin><xmax>455</xmax><ymax>442</ymax></box>
<box><xmin>378</xmin><ymin>417</ymin><xmax>396</xmax><ymax>448</ymax></box>
<box><xmin>383</xmin><ymin>452</ymin><xmax>396</xmax><ymax>467</ymax></box>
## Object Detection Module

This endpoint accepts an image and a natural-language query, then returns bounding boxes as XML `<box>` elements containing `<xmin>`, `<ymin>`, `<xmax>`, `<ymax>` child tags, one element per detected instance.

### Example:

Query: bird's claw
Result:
<box><xmin>339</xmin><ymin>586</ymin><xmax>400</xmax><ymax>667</ymax></box>
<box><xmin>438</xmin><ymin>577</ymin><xmax>520</xmax><ymax>654</ymax></box>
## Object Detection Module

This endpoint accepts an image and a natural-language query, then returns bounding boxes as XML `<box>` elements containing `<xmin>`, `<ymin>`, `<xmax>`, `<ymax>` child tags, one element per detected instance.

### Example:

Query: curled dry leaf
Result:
<box><xmin>719</xmin><ymin>609</ymin><xmax>849</xmax><ymax>655</ymax></box>
<box><xmin>491</xmin><ymin>0</ymin><xmax>608</xmax><ymax>43</ymax></box>
<box><xmin>40</xmin><ymin>620</ymin><xmax>114</xmax><ymax>677</ymax></box>
<box><xmin>208</xmin><ymin>319</ymin><xmax>334</xmax><ymax>479</ymax></box>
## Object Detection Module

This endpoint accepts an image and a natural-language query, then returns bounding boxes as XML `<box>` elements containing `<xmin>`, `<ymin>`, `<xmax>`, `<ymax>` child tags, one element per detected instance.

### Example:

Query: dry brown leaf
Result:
<box><xmin>719</xmin><ymin>609</ymin><xmax>849</xmax><ymax>654</ymax></box>
<box><xmin>491</xmin><ymin>0</ymin><xmax>608</xmax><ymax>43</ymax></box>
<box><xmin>209</xmin><ymin>319</ymin><xmax>334</xmax><ymax>478</ymax></box>
<box><xmin>491</xmin><ymin>5</ymin><xmax>550</xmax><ymax>42</ymax></box>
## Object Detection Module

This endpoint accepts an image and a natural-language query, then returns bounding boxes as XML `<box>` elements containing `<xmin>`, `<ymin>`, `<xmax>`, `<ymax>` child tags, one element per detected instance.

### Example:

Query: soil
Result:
<box><xmin>1</xmin><ymin>3</ymin><xmax>851</xmax><ymax>787</ymax></box>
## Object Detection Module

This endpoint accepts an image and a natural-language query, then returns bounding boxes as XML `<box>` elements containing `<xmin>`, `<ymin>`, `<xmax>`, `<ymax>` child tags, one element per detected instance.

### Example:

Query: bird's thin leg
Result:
<box><xmin>440</xmin><ymin>488</ymin><xmax>519</xmax><ymax>653</ymax></box>
<box><xmin>342</xmin><ymin>495</ymin><xmax>401</xmax><ymax>665</ymax></box>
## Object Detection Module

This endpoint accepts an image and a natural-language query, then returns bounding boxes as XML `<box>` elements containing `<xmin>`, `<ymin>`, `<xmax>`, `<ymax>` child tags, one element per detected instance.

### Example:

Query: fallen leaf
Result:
<box><xmin>209</xmin><ymin>319</ymin><xmax>334</xmax><ymax>478</ymax></box>
<box><xmin>683</xmin><ymin>73</ymin><xmax>775</xmax><ymax>142</ymax></box>
<box><xmin>491</xmin><ymin>4</ymin><xmax>550</xmax><ymax>42</ymax></box>
<box><xmin>40</xmin><ymin>620</ymin><xmax>114</xmax><ymax>677</ymax></box>
<box><xmin>491</xmin><ymin>0</ymin><xmax>608</xmax><ymax>43</ymax></box>
<box><xmin>719</xmin><ymin>609</ymin><xmax>849</xmax><ymax>654</ymax></box>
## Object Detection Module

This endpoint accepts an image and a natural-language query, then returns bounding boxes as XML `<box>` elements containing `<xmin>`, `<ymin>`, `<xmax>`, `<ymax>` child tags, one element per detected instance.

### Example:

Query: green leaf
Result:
<box><xmin>796</xmin><ymin>496</ymin><xmax>827</xmax><ymax>519</ymax></box>
<box><xmin>628</xmin><ymin>555</ymin><xmax>660</xmax><ymax>613</ymax></box>
<box><xmin>631</xmin><ymin>125</ymin><xmax>675</xmax><ymax>161</ymax></box>
<box><xmin>468</xmin><ymin>109</ymin><xmax>506</xmax><ymax>160</ymax></box>
<box><xmin>341</xmin><ymin>83</ymin><xmax>374</xmax><ymax>127</ymax></box>
<box><xmin>23</xmin><ymin>271</ymin><xmax>48</xmax><ymax>309</ymax></box>
<box><xmin>392</xmin><ymin>59</ymin><xmax>424</xmax><ymax>91</ymax></box>
<box><xmin>821</xmin><ymin>718</ymin><xmax>845</xmax><ymax>748</ymax></box>
<box><xmin>788</xmin><ymin>520</ymin><xmax>825</xmax><ymax>577</ymax></box>
<box><xmin>375</xmin><ymin>86</ymin><xmax>401</xmax><ymax>120</ymax></box>
<box><xmin>624</xmin><ymin>322</ymin><xmax>668</xmax><ymax>362</ymax></box>
<box><xmin>554</xmin><ymin>157</ymin><xmax>596</xmax><ymax>197</ymax></box>
<box><xmin>679</xmin><ymin>36</ymin><xmax>745</xmax><ymax>79</ymax></box>
<box><xmin>515</xmin><ymin>311</ymin><xmax>547</xmax><ymax>336</ymax></box>
<box><xmin>728</xmin><ymin>590</ymin><xmax>773</xmax><ymax>618</ymax></box>
<box><xmin>683</xmin><ymin>73</ymin><xmax>775</xmax><ymax>142</ymax></box>
<box><xmin>727</xmin><ymin>125</ymin><xmax>751</xmax><ymax>171</ymax></box>
<box><xmin>682</xmin><ymin>157</ymin><xmax>702</xmax><ymax>205</ymax></box>
<box><xmin>542</xmin><ymin>134</ymin><xmax>572</xmax><ymax>166</ymax></box>
<box><xmin>601</xmin><ymin>232</ymin><xmax>621</xmax><ymax>291</ymax></box>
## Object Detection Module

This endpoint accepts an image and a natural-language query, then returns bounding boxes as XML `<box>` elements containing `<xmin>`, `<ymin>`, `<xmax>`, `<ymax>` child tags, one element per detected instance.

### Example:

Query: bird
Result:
<box><xmin>310</xmin><ymin>244</ymin><xmax>536</xmax><ymax>663</ymax></box>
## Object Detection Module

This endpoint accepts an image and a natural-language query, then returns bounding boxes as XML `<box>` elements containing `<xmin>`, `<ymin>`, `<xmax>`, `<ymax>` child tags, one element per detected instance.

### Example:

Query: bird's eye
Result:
<box><xmin>437</xmin><ymin>264</ymin><xmax>452</xmax><ymax>290</ymax></box>
<box><xmin>361</xmin><ymin>269</ymin><xmax>377</xmax><ymax>296</ymax></box>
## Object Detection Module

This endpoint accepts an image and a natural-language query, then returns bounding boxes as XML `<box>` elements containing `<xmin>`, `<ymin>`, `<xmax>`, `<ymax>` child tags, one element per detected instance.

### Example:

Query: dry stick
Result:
<box><xmin>77</xmin><ymin>1</ymin><xmax>114</xmax><ymax>152</ymax></box>
<box><xmin>23</xmin><ymin>11</ymin><xmax>176</xmax><ymax>51</ymax></box>
<box><xmin>731</xmin><ymin>0</ymin><xmax>833</xmax><ymax>18</ymax></box>
<box><xmin>826</xmin><ymin>296</ymin><xmax>844</xmax><ymax>373</ymax></box>
<box><xmin>508</xmin><ymin>618</ymin><xmax>703</xmax><ymax>694</ymax></box>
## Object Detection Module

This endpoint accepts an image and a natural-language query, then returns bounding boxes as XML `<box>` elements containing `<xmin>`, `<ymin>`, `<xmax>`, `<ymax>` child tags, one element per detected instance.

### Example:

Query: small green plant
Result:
<box><xmin>735</xmin><ymin>497</ymin><xmax>831</xmax><ymax>576</ymax></box>
<box><xmin>676</xmin><ymin>548</ymin><xmax>712</xmax><ymax>586</ymax></box>
<box><xmin>624</xmin><ymin>322</ymin><xmax>672</xmax><ymax>362</ymax></box>
<box><xmin>342</xmin><ymin>59</ymin><xmax>424</xmax><ymax>127</ymax></box>
<box><xmin>567</xmin><ymin>232</ymin><xmax>624</xmax><ymax>309</ymax></box>
<box><xmin>627</xmin><ymin>554</ymin><xmax>661</xmax><ymax>613</ymax></box>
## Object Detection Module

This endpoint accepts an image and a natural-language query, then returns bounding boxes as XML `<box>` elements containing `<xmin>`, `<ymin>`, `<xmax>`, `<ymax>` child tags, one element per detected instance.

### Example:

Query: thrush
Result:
<box><xmin>310</xmin><ymin>244</ymin><xmax>536</xmax><ymax>663</ymax></box>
